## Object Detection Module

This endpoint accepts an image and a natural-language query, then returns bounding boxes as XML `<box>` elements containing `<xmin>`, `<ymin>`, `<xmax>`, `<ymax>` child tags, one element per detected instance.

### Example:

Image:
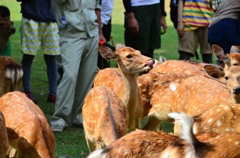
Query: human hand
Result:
<box><xmin>125</xmin><ymin>12</ymin><xmax>139</xmax><ymax>36</ymax></box>
<box><xmin>161</xmin><ymin>16</ymin><xmax>167</xmax><ymax>34</ymax></box>
<box><xmin>177</xmin><ymin>21</ymin><xmax>184</xmax><ymax>38</ymax></box>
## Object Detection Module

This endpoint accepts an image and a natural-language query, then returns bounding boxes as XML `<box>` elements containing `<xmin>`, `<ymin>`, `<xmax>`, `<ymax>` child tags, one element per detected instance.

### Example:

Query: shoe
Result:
<box><xmin>24</xmin><ymin>91</ymin><xmax>37</xmax><ymax>104</ymax></box>
<box><xmin>47</xmin><ymin>93</ymin><xmax>56</xmax><ymax>103</ymax></box>
<box><xmin>72</xmin><ymin>123</ymin><xmax>84</xmax><ymax>129</ymax></box>
<box><xmin>51</xmin><ymin>124</ymin><xmax>65</xmax><ymax>132</ymax></box>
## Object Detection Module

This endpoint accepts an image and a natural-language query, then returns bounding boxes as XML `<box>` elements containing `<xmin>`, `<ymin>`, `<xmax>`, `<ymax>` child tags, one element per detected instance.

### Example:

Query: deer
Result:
<box><xmin>82</xmin><ymin>44</ymin><xmax>155</xmax><ymax>152</ymax></box>
<box><xmin>0</xmin><ymin>56</ymin><xmax>23</xmax><ymax>97</ymax></box>
<box><xmin>171</xmin><ymin>59</ymin><xmax>240</xmax><ymax>135</ymax></box>
<box><xmin>94</xmin><ymin>58</ymin><xmax>211</xmax><ymax>131</ymax></box>
<box><xmin>0</xmin><ymin>111</ymin><xmax>9</xmax><ymax>158</ymax></box>
<box><xmin>137</xmin><ymin>72</ymin><xmax>192</xmax><ymax>131</ymax></box>
<box><xmin>134</xmin><ymin>58</ymin><xmax>219</xmax><ymax>131</ymax></box>
<box><xmin>212</xmin><ymin>44</ymin><xmax>240</xmax><ymax>66</ymax></box>
<box><xmin>87</xmin><ymin>112</ymin><xmax>240</xmax><ymax>158</ymax></box>
<box><xmin>0</xmin><ymin>91</ymin><xmax>55</xmax><ymax>158</ymax></box>
<box><xmin>193</xmin><ymin>103</ymin><xmax>240</xmax><ymax>135</ymax></box>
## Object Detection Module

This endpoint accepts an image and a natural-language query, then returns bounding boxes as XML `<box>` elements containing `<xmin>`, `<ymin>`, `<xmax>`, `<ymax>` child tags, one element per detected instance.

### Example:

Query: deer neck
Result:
<box><xmin>121</xmin><ymin>72</ymin><xmax>139</xmax><ymax>106</ymax></box>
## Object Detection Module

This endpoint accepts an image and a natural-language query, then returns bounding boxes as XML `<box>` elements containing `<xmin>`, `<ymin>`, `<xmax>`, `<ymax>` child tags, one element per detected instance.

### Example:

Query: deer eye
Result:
<box><xmin>224</xmin><ymin>76</ymin><xmax>229</xmax><ymax>80</ymax></box>
<box><xmin>233</xmin><ymin>63</ymin><xmax>239</xmax><ymax>66</ymax></box>
<box><xmin>126</xmin><ymin>54</ymin><xmax>133</xmax><ymax>58</ymax></box>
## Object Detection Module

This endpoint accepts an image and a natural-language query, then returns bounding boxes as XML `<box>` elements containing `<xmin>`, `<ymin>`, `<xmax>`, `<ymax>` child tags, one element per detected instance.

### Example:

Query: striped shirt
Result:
<box><xmin>183</xmin><ymin>0</ymin><xmax>214</xmax><ymax>31</ymax></box>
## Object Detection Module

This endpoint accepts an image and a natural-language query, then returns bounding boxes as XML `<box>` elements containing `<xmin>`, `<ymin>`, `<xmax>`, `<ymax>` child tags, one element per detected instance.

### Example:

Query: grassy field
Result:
<box><xmin>0</xmin><ymin>0</ymin><xmax>193</xmax><ymax>157</ymax></box>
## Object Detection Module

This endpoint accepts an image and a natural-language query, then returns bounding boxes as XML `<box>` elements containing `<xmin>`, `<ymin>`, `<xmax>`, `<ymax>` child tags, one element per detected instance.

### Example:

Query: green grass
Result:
<box><xmin>0</xmin><ymin>0</ymin><xmax>195</xmax><ymax>157</ymax></box>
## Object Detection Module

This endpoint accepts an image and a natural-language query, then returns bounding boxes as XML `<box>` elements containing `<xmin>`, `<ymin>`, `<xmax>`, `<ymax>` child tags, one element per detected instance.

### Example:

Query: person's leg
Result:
<box><xmin>21</xmin><ymin>54</ymin><xmax>34</xmax><ymax>93</ymax></box>
<box><xmin>124</xmin><ymin>4</ymin><xmax>160</xmax><ymax>58</ymax></box>
<box><xmin>198</xmin><ymin>27</ymin><xmax>213</xmax><ymax>63</ymax></box>
<box><xmin>178</xmin><ymin>30</ymin><xmax>196</xmax><ymax>60</ymax></box>
<box><xmin>41</xmin><ymin>22</ymin><xmax>60</xmax><ymax>103</ymax></box>
<box><xmin>72</xmin><ymin>35</ymin><xmax>98</xmax><ymax>126</ymax></box>
<box><xmin>20</xmin><ymin>18</ymin><xmax>41</xmax><ymax>102</ymax></box>
<box><xmin>178</xmin><ymin>51</ymin><xmax>193</xmax><ymax>60</ymax></box>
<box><xmin>50</xmin><ymin>36</ymin><xmax>83</xmax><ymax>130</ymax></box>
<box><xmin>56</xmin><ymin>55</ymin><xmax>63</xmax><ymax>84</ymax></box>
<box><xmin>44</xmin><ymin>54</ymin><xmax>58</xmax><ymax>102</ymax></box>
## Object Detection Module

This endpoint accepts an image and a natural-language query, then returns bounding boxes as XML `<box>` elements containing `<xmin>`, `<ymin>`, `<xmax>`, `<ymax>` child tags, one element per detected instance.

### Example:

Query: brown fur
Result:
<box><xmin>137</xmin><ymin>72</ymin><xmax>191</xmax><ymax>130</ymax></box>
<box><xmin>194</xmin><ymin>103</ymin><xmax>240</xmax><ymax>135</ymax></box>
<box><xmin>0</xmin><ymin>91</ymin><xmax>55</xmax><ymax>158</ymax></box>
<box><xmin>0</xmin><ymin>56</ymin><xmax>23</xmax><ymax>97</ymax></box>
<box><xmin>0</xmin><ymin>111</ymin><xmax>9</xmax><ymax>158</ymax></box>
<box><xmin>87</xmin><ymin>114</ymin><xmax>240</xmax><ymax>158</ymax></box>
<box><xmin>83</xmin><ymin>45</ymin><xmax>154</xmax><ymax>152</ymax></box>
<box><xmin>82</xmin><ymin>86</ymin><xmax>129</xmax><ymax>152</ymax></box>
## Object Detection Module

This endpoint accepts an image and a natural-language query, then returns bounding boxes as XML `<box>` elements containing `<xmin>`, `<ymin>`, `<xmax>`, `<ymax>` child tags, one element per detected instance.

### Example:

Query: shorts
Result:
<box><xmin>124</xmin><ymin>3</ymin><xmax>161</xmax><ymax>57</ymax></box>
<box><xmin>20</xmin><ymin>17</ymin><xmax>60</xmax><ymax>56</ymax></box>
<box><xmin>178</xmin><ymin>27</ymin><xmax>212</xmax><ymax>55</ymax></box>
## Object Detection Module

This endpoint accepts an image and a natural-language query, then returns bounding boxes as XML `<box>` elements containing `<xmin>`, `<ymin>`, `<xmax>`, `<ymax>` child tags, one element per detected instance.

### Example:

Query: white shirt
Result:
<box><xmin>101</xmin><ymin>0</ymin><xmax>114</xmax><ymax>25</ymax></box>
<box><xmin>131</xmin><ymin>0</ymin><xmax>160</xmax><ymax>7</ymax></box>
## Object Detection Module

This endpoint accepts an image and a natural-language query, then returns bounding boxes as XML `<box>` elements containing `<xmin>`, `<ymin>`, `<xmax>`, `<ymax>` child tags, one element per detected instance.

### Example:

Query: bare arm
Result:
<box><xmin>95</xmin><ymin>9</ymin><xmax>106</xmax><ymax>43</ymax></box>
<box><xmin>123</xmin><ymin>0</ymin><xmax>139</xmax><ymax>36</ymax></box>
<box><xmin>177</xmin><ymin>0</ymin><xmax>184</xmax><ymax>38</ymax></box>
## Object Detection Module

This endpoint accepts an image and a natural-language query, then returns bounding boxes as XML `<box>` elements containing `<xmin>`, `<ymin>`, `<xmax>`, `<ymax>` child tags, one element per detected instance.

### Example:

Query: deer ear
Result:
<box><xmin>204</xmin><ymin>64</ymin><xmax>225</xmax><ymax>79</ymax></box>
<box><xmin>212</xmin><ymin>44</ymin><xmax>232</xmax><ymax>67</ymax></box>
<box><xmin>230</xmin><ymin>45</ymin><xmax>240</xmax><ymax>53</ymax></box>
<box><xmin>98</xmin><ymin>45</ymin><xmax>119</xmax><ymax>60</ymax></box>
<box><xmin>115</xmin><ymin>43</ymin><xmax>125</xmax><ymax>51</ymax></box>
<box><xmin>212</xmin><ymin>44</ymin><xmax>228</xmax><ymax>61</ymax></box>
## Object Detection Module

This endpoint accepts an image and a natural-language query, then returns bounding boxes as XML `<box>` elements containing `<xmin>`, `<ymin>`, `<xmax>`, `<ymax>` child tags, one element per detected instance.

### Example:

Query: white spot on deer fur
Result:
<box><xmin>216</xmin><ymin>108</ymin><xmax>221</xmax><ymax>112</ymax></box>
<box><xmin>169</xmin><ymin>83</ymin><xmax>178</xmax><ymax>92</ymax></box>
<box><xmin>216</xmin><ymin>120</ymin><xmax>221</xmax><ymax>126</ymax></box>
<box><xmin>225</xmin><ymin>128</ymin><xmax>230</xmax><ymax>132</ymax></box>
<box><xmin>235</xmin><ymin>141</ymin><xmax>240</xmax><ymax>145</ymax></box>
<box><xmin>223</xmin><ymin>106</ymin><xmax>230</xmax><ymax>111</ymax></box>
<box><xmin>208</xmin><ymin>118</ymin><xmax>213</xmax><ymax>123</ymax></box>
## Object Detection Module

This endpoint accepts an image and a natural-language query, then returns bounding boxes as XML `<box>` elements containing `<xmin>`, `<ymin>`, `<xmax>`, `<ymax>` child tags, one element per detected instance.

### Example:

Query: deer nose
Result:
<box><xmin>233</xmin><ymin>87</ymin><xmax>240</xmax><ymax>95</ymax></box>
<box><xmin>147</xmin><ymin>59</ymin><xmax>155</xmax><ymax>67</ymax></box>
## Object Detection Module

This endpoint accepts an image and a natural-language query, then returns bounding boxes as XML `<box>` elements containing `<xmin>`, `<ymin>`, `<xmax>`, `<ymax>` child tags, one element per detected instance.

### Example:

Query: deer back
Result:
<box><xmin>0</xmin><ymin>91</ymin><xmax>55</xmax><ymax>158</ymax></box>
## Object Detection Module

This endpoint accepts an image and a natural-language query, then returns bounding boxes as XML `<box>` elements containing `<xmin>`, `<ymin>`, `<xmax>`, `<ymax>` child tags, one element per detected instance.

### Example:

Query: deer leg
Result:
<box><xmin>85</xmin><ymin>135</ymin><xmax>95</xmax><ymax>153</ymax></box>
<box><xmin>142</xmin><ymin>114</ymin><xmax>162</xmax><ymax>131</ymax></box>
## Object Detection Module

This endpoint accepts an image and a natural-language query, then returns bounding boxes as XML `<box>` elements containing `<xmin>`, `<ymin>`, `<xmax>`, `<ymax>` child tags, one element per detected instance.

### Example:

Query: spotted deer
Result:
<box><xmin>137</xmin><ymin>72</ymin><xmax>191</xmax><ymax>131</ymax></box>
<box><xmin>193</xmin><ymin>103</ymin><xmax>240</xmax><ymax>135</ymax></box>
<box><xmin>82</xmin><ymin>45</ymin><xmax>154</xmax><ymax>152</ymax></box>
<box><xmin>0</xmin><ymin>56</ymin><xmax>23</xmax><ymax>96</ymax></box>
<box><xmin>0</xmin><ymin>111</ymin><xmax>9</xmax><ymax>158</ymax></box>
<box><xmin>0</xmin><ymin>91</ymin><xmax>55</xmax><ymax>158</ymax></box>
<box><xmin>171</xmin><ymin>62</ymin><xmax>240</xmax><ymax>134</ymax></box>
<box><xmin>87</xmin><ymin>112</ymin><xmax>240</xmax><ymax>158</ymax></box>
<box><xmin>212</xmin><ymin>44</ymin><xmax>240</xmax><ymax>66</ymax></box>
<box><xmin>139</xmin><ymin>59</ymin><xmax>218</xmax><ymax>131</ymax></box>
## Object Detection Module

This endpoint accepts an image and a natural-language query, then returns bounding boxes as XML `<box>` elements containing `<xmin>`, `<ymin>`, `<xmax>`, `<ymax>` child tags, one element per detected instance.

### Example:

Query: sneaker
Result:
<box><xmin>24</xmin><ymin>91</ymin><xmax>37</xmax><ymax>104</ymax></box>
<box><xmin>47</xmin><ymin>93</ymin><xmax>56</xmax><ymax>103</ymax></box>
<box><xmin>51</xmin><ymin>124</ymin><xmax>65</xmax><ymax>132</ymax></box>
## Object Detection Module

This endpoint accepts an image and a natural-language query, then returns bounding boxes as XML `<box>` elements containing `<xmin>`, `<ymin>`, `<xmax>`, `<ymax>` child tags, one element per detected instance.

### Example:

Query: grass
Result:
<box><xmin>0</xmin><ymin>0</ymin><xmax>201</xmax><ymax>157</ymax></box>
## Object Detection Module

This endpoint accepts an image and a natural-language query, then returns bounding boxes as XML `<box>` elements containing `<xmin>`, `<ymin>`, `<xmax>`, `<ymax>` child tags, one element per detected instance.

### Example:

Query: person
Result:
<box><xmin>208</xmin><ymin>0</ymin><xmax>240</xmax><ymax>54</ymax></box>
<box><xmin>177</xmin><ymin>0</ymin><xmax>214</xmax><ymax>63</ymax></box>
<box><xmin>17</xmin><ymin>0</ymin><xmax>60</xmax><ymax>103</ymax></box>
<box><xmin>122</xmin><ymin>0</ymin><xmax>167</xmax><ymax>59</ymax></box>
<box><xmin>97</xmin><ymin>0</ymin><xmax>114</xmax><ymax>69</ymax></box>
<box><xmin>50</xmin><ymin>0</ymin><xmax>105</xmax><ymax>132</ymax></box>
<box><xmin>170</xmin><ymin>0</ymin><xmax>178</xmax><ymax>29</ymax></box>
<box><xmin>0</xmin><ymin>5</ymin><xmax>15</xmax><ymax>56</ymax></box>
